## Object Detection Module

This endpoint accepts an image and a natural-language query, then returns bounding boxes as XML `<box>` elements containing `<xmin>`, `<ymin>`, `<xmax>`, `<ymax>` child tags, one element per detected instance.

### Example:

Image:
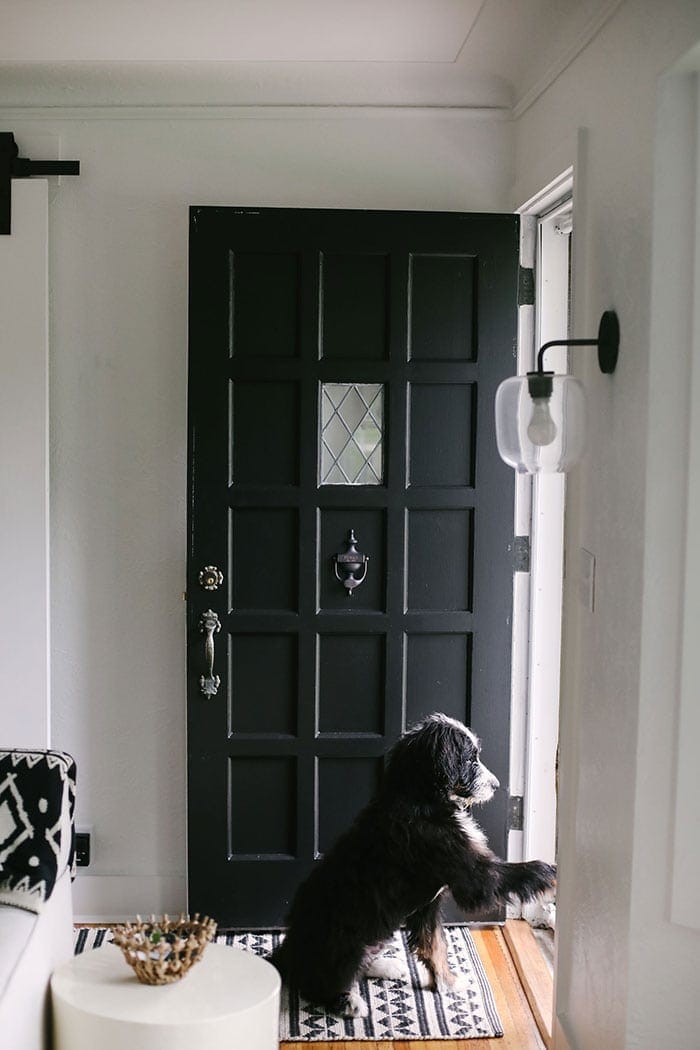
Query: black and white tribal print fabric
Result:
<box><xmin>0</xmin><ymin>749</ymin><xmax>76</xmax><ymax>913</ymax></box>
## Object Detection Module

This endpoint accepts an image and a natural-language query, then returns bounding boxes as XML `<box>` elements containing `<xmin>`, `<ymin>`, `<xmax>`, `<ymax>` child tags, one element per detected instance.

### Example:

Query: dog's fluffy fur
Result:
<box><xmin>271</xmin><ymin>713</ymin><xmax>556</xmax><ymax>1017</ymax></box>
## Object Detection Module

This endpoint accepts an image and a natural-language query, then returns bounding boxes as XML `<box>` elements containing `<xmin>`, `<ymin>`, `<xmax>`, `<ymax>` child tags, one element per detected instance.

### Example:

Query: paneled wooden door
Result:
<box><xmin>187</xmin><ymin>208</ymin><xmax>519</xmax><ymax>927</ymax></box>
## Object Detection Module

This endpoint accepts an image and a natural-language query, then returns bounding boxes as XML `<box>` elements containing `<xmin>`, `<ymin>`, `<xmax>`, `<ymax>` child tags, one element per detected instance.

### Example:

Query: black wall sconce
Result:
<box><xmin>495</xmin><ymin>310</ymin><xmax>620</xmax><ymax>474</ymax></box>
<box><xmin>0</xmin><ymin>132</ymin><xmax>80</xmax><ymax>235</ymax></box>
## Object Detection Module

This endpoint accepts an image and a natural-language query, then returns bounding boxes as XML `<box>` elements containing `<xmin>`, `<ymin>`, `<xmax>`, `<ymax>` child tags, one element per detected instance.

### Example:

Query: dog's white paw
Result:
<box><xmin>433</xmin><ymin>971</ymin><xmax>470</xmax><ymax>996</ymax></box>
<box><xmin>342</xmin><ymin>991</ymin><xmax>369</xmax><ymax>1018</ymax></box>
<box><xmin>364</xmin><ymin>957</ymin><xmax>409</xmax><ymax>981</ymax></box>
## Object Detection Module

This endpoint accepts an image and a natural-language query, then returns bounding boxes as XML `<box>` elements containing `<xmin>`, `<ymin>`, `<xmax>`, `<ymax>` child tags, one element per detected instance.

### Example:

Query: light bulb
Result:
<box><xmin>527</xmin><ymin>396</ymin><xmax>557</xmax><ymax>446</ymax></box>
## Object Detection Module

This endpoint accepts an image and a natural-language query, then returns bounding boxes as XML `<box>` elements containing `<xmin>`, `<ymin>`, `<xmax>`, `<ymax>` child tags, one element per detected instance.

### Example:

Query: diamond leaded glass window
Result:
<box><xmin>320</xmin><ymin>383</ymin><xmax>384</xmax><ymax>485</ymax></box>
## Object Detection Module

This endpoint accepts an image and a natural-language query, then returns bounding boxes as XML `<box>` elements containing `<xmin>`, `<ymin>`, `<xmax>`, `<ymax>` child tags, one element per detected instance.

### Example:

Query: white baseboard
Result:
<box><xmin>73</xmin><ymin>874</ymin><xmax>187</xmax><ymax>923</ymax></box>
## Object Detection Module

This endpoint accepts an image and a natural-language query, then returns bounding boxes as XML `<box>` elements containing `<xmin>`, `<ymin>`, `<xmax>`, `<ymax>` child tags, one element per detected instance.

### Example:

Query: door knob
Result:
<box><xmin>199</xmin><ymin>565</ymin><xmax>224</xmax><ymax>591</ymax></box>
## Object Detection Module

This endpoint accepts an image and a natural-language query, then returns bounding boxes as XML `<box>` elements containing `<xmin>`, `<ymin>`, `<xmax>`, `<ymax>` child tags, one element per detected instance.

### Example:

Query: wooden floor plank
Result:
<box><xmin>471</xmin><ymin>928</ymin><xmax>545</xmax><ymax>1050</ymax></box>
<box><xmin>281</xmin><ymin>927</ymin><xmax>545</xmax><ymax>1050</ymax></box>
<box><xmin>502</xmin><ymin>920</ymin><xmax>553</xmax><ymax>1049</ymax></box>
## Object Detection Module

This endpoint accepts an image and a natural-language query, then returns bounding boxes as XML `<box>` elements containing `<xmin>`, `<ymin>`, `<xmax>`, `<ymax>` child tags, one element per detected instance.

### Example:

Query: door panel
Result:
<box><xmin>232</xmin><ymin>252</ymin><xmax>301</xmax><ymax>358</ymax></box>
<box><xmin>408</xmin><ymin>382</ymin><xmax>476</xmax><ymax>487</ymax></box>
<box><xmin>405</xmin><ymin>633</ymin><xmax>472</xmax><ymax>727</ymax></box>
<box><xmin>408</xmin><ymin>253</ymin><xmax>477</xmax><ymax>361</ymax></box>
<box><xmin>321</xmin><ymin>253</ymin><xmax>389</xmax><ymax>361</ymax></box>
<box><xmin>228</xmin><ymin>756</ymin><xmax>297</xmax><ymax>856</ymax></box>
<box><xmin>231</xmin><ymin>508</ymin><xmax>299</xmax><ymax>611</ymax></box>
<box><xmin>317</xmin><ymin>757</ymin><xmax>384</xmax><ymax>853</ymax></box>
<box><xmin>231</xmin><ymin>380</ymin><xmax>300</xmax><ymax>485</ymax></box>
<box><xmin>406</xmin><ymin>509</ymin><xmax>474</xmax><ymax>612</ymax></box>
<box><xmin>188</xmin><ymin>207</ymin><xmax>518</xmax><ymax>927</ymax></box>
<box><xmin>317</xmin><ymin>633</ymin><xmax>386</xmax><ymax>736</ymax></box>
<box><xmin>228</xmin><ymin>634</ymin><xmax>298</xmax><ymax>736</ymax></box>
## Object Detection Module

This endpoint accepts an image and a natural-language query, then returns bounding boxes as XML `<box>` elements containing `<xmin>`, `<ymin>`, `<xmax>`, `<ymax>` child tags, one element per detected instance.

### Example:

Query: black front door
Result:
<box><xmin>187</xmin><ymin>207</ymin><xmax>518</xmax><ymax>927</ymax></box>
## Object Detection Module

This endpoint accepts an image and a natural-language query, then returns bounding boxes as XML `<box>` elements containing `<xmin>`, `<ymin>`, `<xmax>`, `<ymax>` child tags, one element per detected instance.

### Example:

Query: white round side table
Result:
<box><xmin>51</xmin><ymin>942</ymin><xmax>280</xmax><ymax>1050</ymax></box>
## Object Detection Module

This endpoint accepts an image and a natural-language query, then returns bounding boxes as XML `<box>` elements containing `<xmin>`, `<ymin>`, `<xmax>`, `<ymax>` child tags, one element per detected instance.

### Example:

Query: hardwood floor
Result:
<box><xmin>281</xmin><ymin>926</ymin><xmax>546</xmax><ymax>1050</ymax></box>
<box><xmin>503</xmin><ymin>920</ymin><xmax>554</xmax><ymax>1048</ymax></box>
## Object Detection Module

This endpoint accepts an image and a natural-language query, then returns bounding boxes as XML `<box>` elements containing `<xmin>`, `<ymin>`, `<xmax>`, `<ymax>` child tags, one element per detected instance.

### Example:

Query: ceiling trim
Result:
<box><xmin>0</xmin><ymin>104</ymin><xmax>511</xmax><ymax>122</ymax></box>
<box><xmin>513</xmin><ymin>0</ymin><xmax>625</xmax><ymax>119</ymax></box>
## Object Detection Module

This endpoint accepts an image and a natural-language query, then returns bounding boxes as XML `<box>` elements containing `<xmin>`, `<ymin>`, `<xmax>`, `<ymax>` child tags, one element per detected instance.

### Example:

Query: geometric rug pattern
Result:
<box><xmin>74</xmin><ymin>924</ymin><xmax>503</xmax><ymax>1040</ymax></box>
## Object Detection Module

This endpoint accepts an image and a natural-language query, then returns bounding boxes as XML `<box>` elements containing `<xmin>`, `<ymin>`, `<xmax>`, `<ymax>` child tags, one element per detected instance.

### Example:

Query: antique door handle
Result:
<box><xmin>333</xmin><ymin>529</ymin><xmax>369</xmax><ymax>597</ymax></box>
<box><xmin>199</xmin><ymin>609</ymin><xmax>221</xmax><ymax>697</ymax></box>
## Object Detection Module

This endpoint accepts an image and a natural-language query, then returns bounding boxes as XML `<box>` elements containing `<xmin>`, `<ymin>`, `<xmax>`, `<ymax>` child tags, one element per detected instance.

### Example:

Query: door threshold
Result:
<box><xmin>502</xmin><ymin>919</ymin><xmax>554</xmax><ymax>1049</ymax></box>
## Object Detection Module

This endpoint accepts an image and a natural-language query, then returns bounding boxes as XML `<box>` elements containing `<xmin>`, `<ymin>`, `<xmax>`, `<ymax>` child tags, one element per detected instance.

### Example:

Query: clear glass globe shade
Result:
<box><xmin>494</xmin><ymin>374</ymin><xmax>587</xmax><ymax>474</ymax></box>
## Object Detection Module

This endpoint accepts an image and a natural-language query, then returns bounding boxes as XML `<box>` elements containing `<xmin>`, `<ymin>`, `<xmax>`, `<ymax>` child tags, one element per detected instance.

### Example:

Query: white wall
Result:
<box><xmin>628</xmin><ymin>57</ymin><xmax>700</xmax><ymax>1050</ymax></box>
<box><xmin>0</xmin><ymin>110</ymin><xmax>512</xmax><ymax>918</ymax></box>
<box><xmin>513</xmin><ymin>2</ymin><xmax>700</xmax><ymax>1048</ymax></box>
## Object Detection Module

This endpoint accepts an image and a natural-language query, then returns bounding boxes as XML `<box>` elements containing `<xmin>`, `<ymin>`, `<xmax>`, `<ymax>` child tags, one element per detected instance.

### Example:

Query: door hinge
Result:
<box><xmin>508</xmin><ymin>795</ymin><xmax>524</xmax><ymax>831</ymax></box>
<box><xmin>513</xmin><ymin>535</ymin><xmax>530</xmax><ymax>573</ymax></box>
<box><xmin>518</xmin><ymin>266</ymin><xmax>535</xmax><ymax>307</ymax></box>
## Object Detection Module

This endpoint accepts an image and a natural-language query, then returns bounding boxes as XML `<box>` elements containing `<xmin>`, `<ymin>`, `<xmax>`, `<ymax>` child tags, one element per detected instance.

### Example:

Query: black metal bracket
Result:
<box><xmin>527</xmin><ymin>310</ymin><xmax>620</xmax><ymax>398</ymax></box>
<box><xmin>534</xmin><ymin>310</ymin><xmax>620</xmax><ymax>376</ymax></box>
<box><xmin>0</xmin><ymin>132</ymin><xmax>80</xmax><ymax>235</ymax></box>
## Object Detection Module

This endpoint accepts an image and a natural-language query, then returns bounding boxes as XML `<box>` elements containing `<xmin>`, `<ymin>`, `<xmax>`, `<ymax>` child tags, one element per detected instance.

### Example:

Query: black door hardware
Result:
<box><xmin>333</xmin><ymin>529</ymin><xmax>369</xmax><ymax>596</ymax></box>
<box><xmin>0</xmin><ymin>132</ymin><xmax>80</xmax><ymax>235</ymax></box>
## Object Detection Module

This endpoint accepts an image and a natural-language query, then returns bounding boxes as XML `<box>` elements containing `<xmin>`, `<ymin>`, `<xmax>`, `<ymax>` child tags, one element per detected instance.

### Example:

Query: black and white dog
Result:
<box><xmin>271</xmin><ymin>713</ymin><xmax>556</xmax><ymax>1017</ymax></box>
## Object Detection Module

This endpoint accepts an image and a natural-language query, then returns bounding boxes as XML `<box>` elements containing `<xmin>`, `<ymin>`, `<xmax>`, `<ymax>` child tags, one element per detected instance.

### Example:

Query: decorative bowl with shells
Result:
<box><xmin>111</xmin><ymin>913</ymin><xmax>217</xmax><ymax>985</ymax></box>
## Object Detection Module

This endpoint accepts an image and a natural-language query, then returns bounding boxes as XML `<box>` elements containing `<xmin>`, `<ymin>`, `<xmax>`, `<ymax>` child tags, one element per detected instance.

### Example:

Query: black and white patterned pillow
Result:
<box><xmin>0</xmin><ymin>749</ymin><xmax>76</xmax><ymax>913</ymax></box>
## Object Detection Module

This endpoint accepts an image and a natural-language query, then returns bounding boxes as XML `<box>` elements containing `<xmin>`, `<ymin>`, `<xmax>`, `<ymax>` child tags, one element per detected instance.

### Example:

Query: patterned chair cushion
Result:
<box><xmin>0</xmin><ymin>750</ymin><xmax>76</xmax><ymax>914</ymax></box>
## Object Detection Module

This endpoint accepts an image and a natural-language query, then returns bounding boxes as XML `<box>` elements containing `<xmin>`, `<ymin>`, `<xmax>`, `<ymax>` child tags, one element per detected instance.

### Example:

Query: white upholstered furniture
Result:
<box><xmin>51</xmin><ymin>941</ymin><xmax>281</xmax><ymax>1050</ymax></box>
<box><xmin>0</xmin><ymin>749</ymin><xmax>76</xmax><ymax>1050</ymax></box>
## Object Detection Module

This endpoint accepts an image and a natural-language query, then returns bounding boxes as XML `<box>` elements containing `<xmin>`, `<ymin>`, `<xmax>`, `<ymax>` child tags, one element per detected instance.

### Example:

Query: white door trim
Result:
<box><xmin>508</xmin><ymin>172</ymin><xmax>573</xmax><ymax>920</ymax></box>
<box><xmin>0</xmin><ymin>178</ymin><xmax>51</xmax><ymax>747</ymax></box>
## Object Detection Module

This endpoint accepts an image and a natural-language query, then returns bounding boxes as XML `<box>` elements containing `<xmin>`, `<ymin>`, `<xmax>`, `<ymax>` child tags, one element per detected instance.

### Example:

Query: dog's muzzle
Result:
<box><xmin>468</xmin><ymin>764</ymin><xmax>500</xmax><ymax>805</ymax></box>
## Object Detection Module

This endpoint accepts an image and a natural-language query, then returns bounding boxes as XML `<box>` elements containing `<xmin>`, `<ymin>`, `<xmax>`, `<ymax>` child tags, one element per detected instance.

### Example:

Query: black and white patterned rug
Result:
<box><xmin>74</xmin><ymin>925</ymin><xmax>503</xmax><ymax>1041</ymax></box>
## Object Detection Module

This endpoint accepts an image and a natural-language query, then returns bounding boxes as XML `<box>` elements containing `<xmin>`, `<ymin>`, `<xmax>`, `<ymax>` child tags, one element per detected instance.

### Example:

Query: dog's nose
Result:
<box><xmin>490</xmin><ymin>773</ymin><xmax>500</xmax><ymax>791</ymax></box>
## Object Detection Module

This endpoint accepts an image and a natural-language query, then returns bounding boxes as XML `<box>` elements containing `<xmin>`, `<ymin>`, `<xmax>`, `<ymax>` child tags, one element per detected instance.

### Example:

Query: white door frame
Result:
<box><xmin>508</xmin><ymin>171</ymin><xmax>572</xmax><ymax>917</ymax></box>
<box><xmin>0</xmin><ymin>178</ymin><xmax>51</xmax><ymax>748</ymax></box>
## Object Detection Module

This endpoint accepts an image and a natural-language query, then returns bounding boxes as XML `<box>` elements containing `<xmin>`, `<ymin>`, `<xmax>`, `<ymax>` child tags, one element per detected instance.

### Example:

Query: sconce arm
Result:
<box><xmin>534</xmin><ymin>310</ymin><xmax>619</xmax><ymax>376</ymax></box>
<box><xmin>535</xmin><ymin>338</ymin><xmax>599</xmax><ymax>374</ymax></box>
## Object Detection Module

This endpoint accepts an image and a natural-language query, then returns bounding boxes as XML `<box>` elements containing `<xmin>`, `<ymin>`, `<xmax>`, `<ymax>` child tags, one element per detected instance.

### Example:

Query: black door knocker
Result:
<box><xmin>333</xmin><ymin>529</ymin><xmax>369</xmax><ymax>597</ymax></box>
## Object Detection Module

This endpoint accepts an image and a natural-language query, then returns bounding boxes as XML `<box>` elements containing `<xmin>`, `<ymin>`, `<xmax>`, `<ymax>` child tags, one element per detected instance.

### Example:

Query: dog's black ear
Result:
<box><xmin>384</xmin><ymin>714</ymin><xmax>463</xmax><ymax>802</ymax></box>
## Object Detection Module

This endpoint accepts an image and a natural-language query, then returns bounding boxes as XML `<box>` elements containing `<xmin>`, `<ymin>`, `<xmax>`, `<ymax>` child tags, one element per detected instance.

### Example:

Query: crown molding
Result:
<box><xmin>0</xmin><ymin>103</ymin><xmax>511</xmax><ymax>122</ymax></box>
<box><xmin>512</xmin><ymin>0</ymin><xmax>625</xmax><ymax>120</ymax></box>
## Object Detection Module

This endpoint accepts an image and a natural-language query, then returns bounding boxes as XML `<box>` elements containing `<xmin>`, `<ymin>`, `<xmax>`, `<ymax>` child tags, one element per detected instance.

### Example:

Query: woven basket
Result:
<box><xmin>111</xmin><ymin>913</ymin><xmax>217</xmax><ymax>985</ymax></box>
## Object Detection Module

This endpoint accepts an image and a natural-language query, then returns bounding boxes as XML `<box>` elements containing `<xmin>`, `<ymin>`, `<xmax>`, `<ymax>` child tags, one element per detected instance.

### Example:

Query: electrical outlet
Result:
<box><xmin>75</xmin><ymin>827</ymin><xmax>93</xmax><ymax>867</ymax></box>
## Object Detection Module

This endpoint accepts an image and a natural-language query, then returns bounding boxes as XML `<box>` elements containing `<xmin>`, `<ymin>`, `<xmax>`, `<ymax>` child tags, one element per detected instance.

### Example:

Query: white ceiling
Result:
<box><xmin>2</xmin><ymin>0</ymin><xmax>486</xmax><ymax>63</ymax></box>
<box><xmin>0</xmin><ymin>0</ymin><xmax>622</xmax><ymax>109</ymax></box>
